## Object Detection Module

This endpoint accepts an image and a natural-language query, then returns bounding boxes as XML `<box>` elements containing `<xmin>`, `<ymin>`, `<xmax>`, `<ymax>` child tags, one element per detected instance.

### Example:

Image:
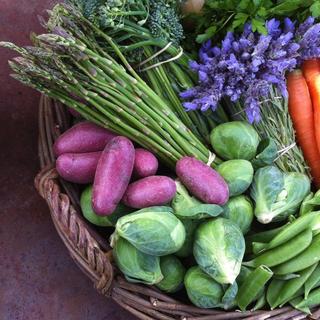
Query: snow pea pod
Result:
<box><xmin>294</xmin><ymin>286</ymin><xmax>320</xmax><ymax>314</ymax></box>
<box><xmin>267</xmin><ymin>279</ymin><xmax>285</xmax><ymax>308</ymax></box>
<box><xmin>245</xmin><ymin>224</ymin><xmax>287</xmax><ymax>254</ymax></box>
<box><xmin>236</xmin><ymin>265</ymin><xmax>273</xmax><ymax>311</ymax></box>
<box><xmin>253</xmin><ymin>212</ymin><xmax>320</xmax><ymax>254</ymax></box>
<box><xmin>304</xmin><ymin>263</ymin><xmax>320</xmax><ymax>298</ymax></box>
<box><xmin>243</xmin><ymin>228</ymin><xmax>313</xmax><ymax>268</ymax></box>
<box><xmin>273</xmin><ymin>233</ymin><xmax>320</xmax><ymax>275</ymax></box>
<box><xmin>252</xmin><ymin>292</ymin><xmax>266</xmax><ymax>311</ymax></box>
<box><xmin>272</xmin><ymin>263</ymin><xmax>317</xmax><ymax>309</ymax></box>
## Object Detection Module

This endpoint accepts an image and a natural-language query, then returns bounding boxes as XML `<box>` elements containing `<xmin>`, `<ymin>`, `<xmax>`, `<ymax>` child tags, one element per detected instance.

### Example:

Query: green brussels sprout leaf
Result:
<box><xmin>223</xmin><ymin>195</ymin><xmax>254</xmax><ymax>234</ymax></box>
<box><xmin>176</xmin><ymin>219</ymin><xmax>200</xmax><ymax>258</ymax></box>
<box><xmin>172</xmin><ymin>181</ymin><xmax>223</xmax><ymax>220</ymax></box>
<box><xmin>194</xmin><ymin>218</ymin><xmax>245</xmax><ymax>284</ymax></box>
<box><xmin>217</xmin><ymin>160</ymin><xmax>254</xmax><ymax>197</ymax></box>
<box><xmin>113</xmin><ymin>237</ymin><xmax>163</xmax><ymax>285</ymax></box>
<box><xmin>184</xmin><ymin>266</ymin><xmax>224</xmax><ymax>308</ymax></box>
<box><xmin>115</xmin><ymin>206</ymin><xmax>186</xmax><ymax>256</ymax></box>
<box><xmin>210</xmin><ymin>121</ymin><xmax>260</xmax><ymax>160</ymax></box>
<box><xmin>219</xmin><ymin>282</ymin><xmax>238</xmax><ymax>310</ymax></box>
<box><xmin>251</xmin><ymin>167</ymin><xmax>310</xmax><ymax>224</ymax></box>
<box><xmin>156</xmin><ymin>255</ymin><xmax>186</xmax><ymax>293</ymax></box>
<box><xmin>252</xmin><ymin>138</ymin><xmax>277</xmax><ymax>170</ymax></box>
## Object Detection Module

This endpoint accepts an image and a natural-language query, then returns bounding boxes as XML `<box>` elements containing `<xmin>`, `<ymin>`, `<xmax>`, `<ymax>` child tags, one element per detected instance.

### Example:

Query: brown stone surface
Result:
<box><xmin>0</xmin><ymin>1</ymin><xmax>136</xmax><ymax>319</ymax></box>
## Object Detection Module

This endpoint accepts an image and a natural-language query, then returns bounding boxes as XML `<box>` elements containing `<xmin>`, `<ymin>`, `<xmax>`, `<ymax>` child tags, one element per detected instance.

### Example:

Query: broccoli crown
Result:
<box><xmin>148</xmin><ymin>0</ymin><xmax>184</xmax><ymax>46</ymax></box>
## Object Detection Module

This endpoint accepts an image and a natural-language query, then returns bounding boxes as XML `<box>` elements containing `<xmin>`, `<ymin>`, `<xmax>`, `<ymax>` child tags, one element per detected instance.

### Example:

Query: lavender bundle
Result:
<box><xmin>181</xmin><ymin>17</ymin><xmax>320</xmax><ymax>123</ymax></box>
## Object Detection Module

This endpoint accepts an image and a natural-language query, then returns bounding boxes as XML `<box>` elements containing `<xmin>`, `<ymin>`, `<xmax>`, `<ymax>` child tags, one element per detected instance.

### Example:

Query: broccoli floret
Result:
<box><xmin>148</xmin><ymin>0</ymin><xmax>184</xmax><ymax>46</ymax></box>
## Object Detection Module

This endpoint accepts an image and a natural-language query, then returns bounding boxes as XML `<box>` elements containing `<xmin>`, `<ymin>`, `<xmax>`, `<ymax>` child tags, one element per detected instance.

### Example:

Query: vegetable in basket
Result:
<box><xmin>113</xmin><ymin>237</ymin><xmax>163</xmax><ymax>285</ymax></box>
<box><xmin>93</xmin><ymin>136</ymin><xmax>135</xmax><ymax>215</ymax></box>
<box><xmin>176</xmin><ymin>157</ymin><xmax>229</xmax><ymax>205</ymax></box>
<box><xmin>80</xmin><ymin>185</ymin><xmax>133</xmax><ymax>227</ymax></box>
<box><xmin>172</xmin><ymin>180</ymin><xmax>223</xmax><ymax>220</ymax></box>
<box><xmin>184</xmin><ymin>266</ymin><xmax>224</xmax><ymax>308</ymax></box>
<box><xmin>193</xmin><ymin>218</ymin><xmax>245</xmax><ymax>284</ymax></box>
<box><xmin>53</xmin><ymin>121</ymin><xmax>116</xmax><ymax>156</ymax></box>
<box><xmin>133</xmin><ymin>148</ymin><xmax>159</xmax><ymax>178</ymax></box>
<box><xmin>222</xmin><ymin>195</ymin><xmax>253</xmax><ymax>234</ymax></box>
<box><xmin>156</xmin><ymin>255</ymin><xmax>186</xmax><ymax>293</ymax></box>
<box><xmin>210</xmin><ymin>121</ymin><xmax>260</xmax><ymax>161</ymax></box>
<box><xmin>250</xmin><ymin>166</ymin><xmax>310</xmax><ymax>224</ymax></box>
<box><xmin>217</xmin><ymin>160</ymin><xmax>254</xmax><ymax>197</ymax></box>
<box><xmin>122</xmin><ymin>176</ymin><xmax>177</xmax><ymax>209</ymax></box>
<box><xmin>175</xmin><ymin>219</ymin><xmax>199</xmax><ymax>258</ymax></box>
<box><xmin>56</xmin><ymin>151</ymin><xmax>101</xmax><ymax>184</ymax></box>
<box><xmin>113</xmin><ymin>206</ymin><xmax>186</xmax><ymax>256</ymax></box>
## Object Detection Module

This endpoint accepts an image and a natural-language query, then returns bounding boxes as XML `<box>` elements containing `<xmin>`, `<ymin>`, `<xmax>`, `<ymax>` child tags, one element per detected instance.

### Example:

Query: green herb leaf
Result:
<box><xmin>310</xmin><ymin>1</ymin><xmax>320</xmax><ymax>17</ymax></box>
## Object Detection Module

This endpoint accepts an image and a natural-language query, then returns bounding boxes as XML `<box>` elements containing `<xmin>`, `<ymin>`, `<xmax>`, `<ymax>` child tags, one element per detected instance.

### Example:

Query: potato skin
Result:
<box><xmin>123</xmin><ymin>176</ymin><xmax>177</xmax><ymax>208</ymax></box>
<box><xmin>133</xmin><ymin>148</ymin><xmax>159</xmax><ymax>178</ymax></box>
<box><xmin>56</xmin><ymin>151</ymin><xmax>101</xmax><ymax>184</ymax></box>
<box><xmin>92</xmin><ymin>136</ymin><xmax>135</xmax><ymax>216</ymax></box>
<box><xmin>53</xmin><ymin>121</ymin><xmax>116</xmax><ymax>156</ymax></box>
<box><xmin>176</xmin><ymin>157</ymin><xmax>229</xmax><ymax>205</ymax></box>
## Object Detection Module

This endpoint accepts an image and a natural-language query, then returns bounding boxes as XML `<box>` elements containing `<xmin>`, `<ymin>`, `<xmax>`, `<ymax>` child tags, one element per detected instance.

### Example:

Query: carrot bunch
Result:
<box><xmin>287</xmin><ymin>59</ymin><xmax>320</xmax><ymax>187</ymax></box>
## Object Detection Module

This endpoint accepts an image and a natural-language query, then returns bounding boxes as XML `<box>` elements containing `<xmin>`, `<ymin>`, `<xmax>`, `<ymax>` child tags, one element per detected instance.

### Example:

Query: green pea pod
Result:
<box><xmin>236</xmin><ymin>266</ymin><xmax>253</xmax><ymax>287</ymax></box>
<box><xmin>243</xmin><ymin>228</ymin><xmax>313</xmax><ymax>268</ymax></box>
<box><xmin>236</xmin><ymin>265</ymin><xmax>273</xmax><ymax>311</ymax></box>
<box><xmin>245</xmin><ymin>225</ymin><xmax>287</xmax><ymax>254</ymax></box>
<box><xmin>252</xmin><ymin>292</ymin><xmax>266</xmax><ymax>311</ymax></box>
<box><xmin>304</xmin><ymin>263</ymin><xmax>320</xmax><ymax>299</ymax></box>
<box><xmin>290</xmin><ymin>296</ymin><xmax>310</xmax><ymax>314</ymax></box>
<box><xmin>274</xmin><ymin>233</ymin><xmax>320</xmax><ymax>275</ymax></box>
<box><xmin>299</xmin><ymin>192</ymin><xmax>315</xmax><ymax>216</ymax></box>
<box><xmin>267</xmin><ymin>279</ymin><xmax>285</xmax><ymax>308</ymax></box>
<box><xmin>273</xmin><ymin>273</ymin><xmax>301</xmax><ymax>280</ymax></box>
<box><xmin>294</xmin><ymin>287</ymin><xmax>320</xmax><ymax>314</ymax></box>
<box><xmin>272</xmin><ymin>264</ymin><xmax>317</xmax><ymax>309</ymax></box>
<box><xmin>252</xmin><ymin>212</ymin><xmax>320</xmax><ymax>254</ymax></box>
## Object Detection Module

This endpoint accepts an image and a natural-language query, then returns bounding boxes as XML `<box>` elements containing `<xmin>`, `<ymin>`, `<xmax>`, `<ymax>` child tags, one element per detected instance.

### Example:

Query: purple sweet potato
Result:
<box><xmin>53</xmin><ymin>121</ymin><xmax>116</xmax><ymax>157</ymax></box>
<box><xmin>56</xmin><ymin>151</ymin><xmax>101</xmax><ymax>184</ymax></box>
<box><xmin>176</xmin><ymin>157</ymin><xmax>229</xmax><ymax>205</ymax></box>
<box><xmin>133</xmin><ymin>148</ymin><xmax>159</xmax><ymax>178</ymax></box>
<box><xmin>123</xmin><ymin>176</ymin><xmax>176</xmax><ymax>209</ymax></box>
<box><xmin>92</xmin><ymin>136</ymin><xmax>135</xmax><ymax>216</ymax></box>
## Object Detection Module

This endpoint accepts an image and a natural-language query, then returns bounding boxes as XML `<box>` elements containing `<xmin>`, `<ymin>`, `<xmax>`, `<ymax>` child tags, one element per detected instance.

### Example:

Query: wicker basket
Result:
<box><xmin>35</xmin><ymin>95</ymin><xmax>320</xmax><ymax>320</ymax></box>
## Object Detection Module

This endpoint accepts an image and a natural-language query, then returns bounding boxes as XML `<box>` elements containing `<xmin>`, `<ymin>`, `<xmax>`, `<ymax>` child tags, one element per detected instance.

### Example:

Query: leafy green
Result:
<box><xmin>185</xmin><ymin>0</ymin><xmax>319</xmax><ymax>44</ymax></box>
<box><xmin>172</xmin><ymin>181</ymin><xmax>223</xmax><ymax>220</ymax></box>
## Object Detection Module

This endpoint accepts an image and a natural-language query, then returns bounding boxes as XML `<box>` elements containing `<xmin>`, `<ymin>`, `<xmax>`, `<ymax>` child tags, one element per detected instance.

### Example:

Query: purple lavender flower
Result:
<box><xmin>181</xmin><ymin>17</ymin><xmax>320</xmax><ymax>123</ymax></box>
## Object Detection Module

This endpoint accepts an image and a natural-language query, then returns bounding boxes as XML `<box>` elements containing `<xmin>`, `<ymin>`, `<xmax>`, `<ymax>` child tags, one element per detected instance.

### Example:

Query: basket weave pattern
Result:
<box><xmin>35</xmin><ymin>95</ymin><xmax>320</xmax><ymax>320</ymax></box>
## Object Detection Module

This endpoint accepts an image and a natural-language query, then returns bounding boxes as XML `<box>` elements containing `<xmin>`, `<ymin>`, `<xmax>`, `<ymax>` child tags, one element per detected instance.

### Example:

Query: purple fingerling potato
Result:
<box><xmin>176</xmin><ymin>156</ymin><xmax>229</xmax><ymax>205</ymax></box>
<box><xmin>56</xmin><ymin>151</ymin><xmax>101</xmax><ymax>184</ymax></box>
<box><xmin>133</xmin><ymin>148</ymin><xmax>159</xmax><ymax>178</ymax></box>
<box><xmin>122</xmin><ymin>176</ymin><xmax>177</xmax><ymax>209</ymax></box>
<box><xmin>92</xmin><ymin>136</ymin><xmax>135</xmax><ymax>216</ymax></box>
<box><xmin>53</xmin><ymin>121</ymin><xmax>116</xmax><ymax>156</ymax></box>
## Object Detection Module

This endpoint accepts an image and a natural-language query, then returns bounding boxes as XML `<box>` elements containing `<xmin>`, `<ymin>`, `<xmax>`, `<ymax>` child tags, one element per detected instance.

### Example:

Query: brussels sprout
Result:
<box><xmin>223</xmin><ymin>195</ymin><xmax>254</xmax><ymax>234</ymax></box>
<box><xmin>113</xmin><ymin>237</ymin><xmax>163</xmax><ymax>285</ymax></box>
<box><xmin>184</xmin><ymin>266</ymin><xmax>224</xmax><ymax>308</ymax></box>
<box><xmin>251</xmin><ymin>166</ymin><xmax>310</xmax><ymax>223</ymax></box>
<box><xmin>176</xmin><ymin>219</ymin><xmax>200</xmax><ymax>258</ymax></box>
<box><xmin>217</xmin><ymin>160</ymin><xmax>254</xmax><ymax>196</ymax></box>
<box><xmin>172</xmin><ymin>181</ymin><xmax>223</xmax><ymax>220</ymax></box>
<box><xmin>156</xmin><ymin>255</ymin><xmax>186</xmax><ymax>293</ymax></box>
<box><xmin>80</xmin><ymin>185</ymin><xmax>133</xmax><ymax>226</ymax></box>
<box><xmin>252</xmin><ymin>138</ymin><xmax>277</xmax><ymax>169</ymax></box>
<box><xmin>194</xmin><ymin>218</ymin><xmax>245</xmax><ymax>284</ymax></box>
<box><xmin>220</xmin><ymin>282</ymin><xmax>238</xmax><ymax>310</ymax></box>
<box><xmin>210</xmin><ymin>121</ymin><xmax>260</xmax><ymax>160</ymax></box>
<box><xmin>115</xmin><ymin>206</ymin><xmax>186</xmax><ymax>256</ymax></box>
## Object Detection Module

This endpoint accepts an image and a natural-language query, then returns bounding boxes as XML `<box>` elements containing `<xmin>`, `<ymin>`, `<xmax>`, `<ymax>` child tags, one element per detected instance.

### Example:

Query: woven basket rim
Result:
<box><xmin>35</xmin><ymin>95</ymin><xmax>320</xmax><ymax>320</ymax></box>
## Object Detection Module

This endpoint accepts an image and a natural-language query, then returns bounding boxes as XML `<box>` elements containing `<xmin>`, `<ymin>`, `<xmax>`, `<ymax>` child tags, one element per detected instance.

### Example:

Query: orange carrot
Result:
<box><xmin>302</xmin><ymin>59</ymin><xmax>320</xmax><ymax>85</ymax></box>
<box><xmin>287</xmin><ymin>69</ymin><xmax>320</xmax><ymax>187</ymax></box>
